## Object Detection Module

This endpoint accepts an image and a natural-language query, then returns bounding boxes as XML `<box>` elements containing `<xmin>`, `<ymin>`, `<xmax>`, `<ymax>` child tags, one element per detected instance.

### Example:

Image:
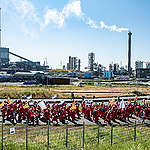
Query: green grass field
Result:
<box><xmin>0</xmin><ymin>124</ymin><xmax>150</xmax><ymax>150</ymax></box>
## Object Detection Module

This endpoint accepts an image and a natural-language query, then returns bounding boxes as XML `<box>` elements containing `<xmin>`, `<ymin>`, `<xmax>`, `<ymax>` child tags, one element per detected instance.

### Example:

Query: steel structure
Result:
<box><xmin>128</xmin><ymin>32</ymin><xmax>132</xmax><ymax>76</ymax></box>
<box><xmin>9</xmin><ymin>51</ymin><xmax>33</xmax><ymax>63</ymax></box>
<box><xmin>88</xmin><ymin>52</ymin><xmax>95</xmax><ymax>72</ymax></box>
<box><xmin>0</xmin><ymin>8</ymin><xmax>1</xmax><ymax>47</ymax></box>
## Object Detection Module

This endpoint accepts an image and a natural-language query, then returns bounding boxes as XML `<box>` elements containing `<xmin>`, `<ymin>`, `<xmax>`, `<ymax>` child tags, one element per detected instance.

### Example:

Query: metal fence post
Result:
<box><xmin>98</xmin><ymin>123</ymin><xmax>100</xmax><ymax>145</ymax></box>
<box><xmin>111</xmin><ymin>124</ymin><xmax>113</xmax><ymax>146</ymax></box>
<box><xmin>134</xmin><ymin>120</ymin><xmax>136</xmax><ymax>142</ymax></box>
<box><xmin>26</xmin><ymin>119</ymin><xmax>28</xmax><ymax>150</ymax></box>
<box><xmin>47</xmin><ymin>120</ymin><xmax>50</xmax><ymax>150</ymax></box>
<box><xmin>1</xmin><ymin>118</ymin><xmax>3</xmax><ymax>150</ymax></box>
<box><xmin>66</xmin><ymin>120</ymin><xmax>68</xmax><ymax>148</ymax></box>
<box><xmin>83</xmin><ymin>121</ymin><xmax>85</xmax><ymax>148</ymax></box>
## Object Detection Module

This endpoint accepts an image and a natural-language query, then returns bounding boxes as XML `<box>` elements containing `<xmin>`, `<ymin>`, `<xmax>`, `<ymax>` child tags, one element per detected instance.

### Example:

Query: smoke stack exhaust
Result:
<box><xmin>128</xmin><ymin>31</ymin><xmax>132</xmax><ymax>76</ymax></box>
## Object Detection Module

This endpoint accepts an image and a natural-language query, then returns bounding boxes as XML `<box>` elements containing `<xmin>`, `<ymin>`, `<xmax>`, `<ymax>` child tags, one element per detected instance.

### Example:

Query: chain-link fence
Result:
<box><xmin>0</xmin><ymin>121</ymin><xmax>26</xmax><ymax>150</ymax></box>
<box><xmin>0</xmin><ymin>120</ymin><xmax>150</xmax><ymax>150</ymax></box>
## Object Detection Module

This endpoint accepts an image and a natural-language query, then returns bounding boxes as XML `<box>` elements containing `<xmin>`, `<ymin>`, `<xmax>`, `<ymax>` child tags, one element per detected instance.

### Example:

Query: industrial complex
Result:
<box><xmin>0</xmin><ymin>8</ymin><xmax>150</xmax><ymax>85</ymax></box>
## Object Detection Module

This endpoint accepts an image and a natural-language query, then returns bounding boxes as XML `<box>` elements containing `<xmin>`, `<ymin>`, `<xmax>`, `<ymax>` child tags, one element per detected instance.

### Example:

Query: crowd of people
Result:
<box><xmin>0</xmin><ymin>97</ymin><xmax>150</xmax><ymax>125</ymax></box>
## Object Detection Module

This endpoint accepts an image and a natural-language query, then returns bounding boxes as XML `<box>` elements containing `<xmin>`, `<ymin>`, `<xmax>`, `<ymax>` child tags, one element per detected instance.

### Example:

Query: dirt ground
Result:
<box><xmin>0</xmin><ymin>84</ymin><xmax>149</xmax><ymax>98</ymax></box>
<box><xmin>54</xmin><ymin>86</ymin><xmax>150</xmax><ymax>98</ymax></box>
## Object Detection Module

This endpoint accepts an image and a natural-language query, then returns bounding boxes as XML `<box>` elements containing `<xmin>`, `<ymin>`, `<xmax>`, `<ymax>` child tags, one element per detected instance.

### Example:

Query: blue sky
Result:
<box><xmin>0</xmin><ymin>0</ymin><xmax>150</xmax><ymax>70</ymax></box>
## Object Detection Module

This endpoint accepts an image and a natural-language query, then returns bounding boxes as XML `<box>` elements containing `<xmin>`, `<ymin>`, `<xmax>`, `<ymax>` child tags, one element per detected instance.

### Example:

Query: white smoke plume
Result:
<box><xmin>85</xmin><ymin>17</ymin><xmax>128</xmax><ymax>32</ymax></box>
<box><xmin>100</xmin><ymin>21</ymin><xmax>128</xmax><ymax>32</ymax></box>
<box><xmin>6</xmin><ymin>0</ymin><xmax>128</xmax><ymax>34</ymax></box>
<box><xmin>87</xmin><ymin>17</ymin><xmax>99</xmax><ymax>29</ymax></box>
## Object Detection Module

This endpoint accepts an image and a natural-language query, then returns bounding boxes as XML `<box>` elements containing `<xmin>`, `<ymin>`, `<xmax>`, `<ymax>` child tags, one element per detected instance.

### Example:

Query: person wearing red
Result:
<box><xmin>51</xmin><ymin>111</ymin><xmax>58</xmax><ymax>124</ymax></box>
<box><xmin>1</xmin><ymin>104</ymin><xmax>7</xmax><ymax>123</ymax></box>
<box><xmin>85</xmin><ymin>106</ymin><xmax>91</xmax><ymax>120</ymax></box>
<box><xmin>104</xmin><ymin>110</ymin><xmax>112</xmax><ymax>124</ymax></box>
<box><xmin>112</xmin><ymin>106</ymin><xmax>117</xmax><ymax>121</ymax></box>
<box><xmin>66</xmin><ymin>106</ymin><xmax>71</xmax><ymax>120</ymax></box>
<box><xmin>60</xmin><ymin>108</ymin><xmax>65</xmax><ymax>124</ymax></box>
<box><xmin>135</xmin><ymin>105</ymin><xmax>140</xmax><ymax>117</ymax></box>
<box><xmin>76</xmin><ymin>103</ymin><xmax>80</xmax><ymax>119</ymax></box>
<box><xmin>71</xmin><ymin>109</ymin><xmax>76</xmax><ymax>122</ymax></box>
<box><xmin>44</xmin><ymin>108</ymin><xmax>50</xmax><ymax>124</ymax></box>
<box><xmin>93</xmin><ymin>108</ymin><xmax>99</xmax><ymax>123</ymax></box>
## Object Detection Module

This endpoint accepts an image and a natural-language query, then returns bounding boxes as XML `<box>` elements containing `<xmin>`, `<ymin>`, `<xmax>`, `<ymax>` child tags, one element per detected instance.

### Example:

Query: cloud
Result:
<box><xmin>100</xmin><ymin>21</ymin><xmax>128</xmax><ymax>32</ymax></box>
<box><xmin>10</xmin><ymin>0</ymin><xmax>39</xmax><ymax>22</ymax></box>
<box><xmin>43</xmin><ymin>9</ymin><xmax>64</xmax><ymax>28</ymax></box>
<box><xmin>42</xmin><ymin>0</ymin><xmax>83</xmax><ymax>29</ymax></box>
<box><xmin>7</xmin><ymin>0</ymin><xmax>128</xmax><ymax>34</ymax></box>
<box><xmin>62</xmin><ymin>0</ymin><xmax>82</xmax><ymax>17</ymax></box>
<box><xmin>9</xmin><ymin>0</ymin><xmax>41</xmax><ymax>37</ymax></box>
<box><xmin>22</xmin><ymin>24</ymin><xmax>38</xmax><ymax>39</ymax></box>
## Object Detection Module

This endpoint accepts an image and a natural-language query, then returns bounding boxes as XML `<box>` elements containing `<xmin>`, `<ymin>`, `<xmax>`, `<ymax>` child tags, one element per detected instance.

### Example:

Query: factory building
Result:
<box><xmin>109</xmin><ymin>64</ymin><xmax>113</xmax><ymax>72</ymax></box>
<box><xmin>67</xmin><ymin>56</ymin><xmax>80</xmax><ymax>71</ymax></box>
<box><xmin>0</xmin><ymin>8</ymin><xmax>48</xmax><ymax>73</ymax></box>
<box><xmin>0</xmin><ymin>47</ymin><xmax>9</xmax><ymax>65</ymax></box>
<box><xmin>135</xmin><ymin>61</ymin><xmax>143</xmax><ymax>69</ymax></box>
<box><xmin>109</xmin><ymin>63</ymin><xmax>120</xmax><ymax>74</ymax></box>
<box><xmin>113</xmin><ymin>64</ymin><xmax>120</xmax><ymax>74</ymax></box>
<box><xmin>0</xmin><ymin>47</ymin><xmax>9</xmax><ymax>70</ymax></box>
<box><xmin>0</xmin><ymin>10</ymin><xmax>9</xmax><ymax>68</ymax></box>
<box><xmin>0</xmin><ymin>49</ymin><xmax>48</xmax><ymax>72</ymax></box>
<box><xmin>88</xmin><ymin>52</ymin><xmax>95</xmax><ymax>72</ymax></box>
<box><xmin>136</xmin><ymin>68</ymin><xmax>150</xmax><ymax>79</ymax></box>
<box><xmin>146</xmin><ymin>62</ymin><xmax>150</xmax><ymax>69</ymax></box>
<box><xmin>135</xmin><ymin>61</ymin><xmax>150</xmax><ymax>79</ymax></box>
<box><xmin>78</xmin><ymin>59</ymin><xmax>80</xmax><ymax>71</ymax></box>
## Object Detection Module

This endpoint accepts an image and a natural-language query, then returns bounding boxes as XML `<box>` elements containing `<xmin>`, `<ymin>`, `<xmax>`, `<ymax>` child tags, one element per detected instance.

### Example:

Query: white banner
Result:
<box><xmin>38</xmin><ymin>101</ymin><xmax>47</xmax><ymax>109</ymax></box>
<box><xmin>52</xmin><ymin>94</ymin><xmax>57</xmax><ymax>99</ymax></box>
<box><xmin>120</xmin><ymin>99</ymin><xmax>125</xmax><ymax>109</ymax></box>
<box><xmin>27</xmin><ymin>95</ymin><xmax>32</xmax><ymax>100</ymax></box>
<box><xmin>60</xmin><ymin>100</ymin><xmax>65</xmax><ymax>105</ymax></box>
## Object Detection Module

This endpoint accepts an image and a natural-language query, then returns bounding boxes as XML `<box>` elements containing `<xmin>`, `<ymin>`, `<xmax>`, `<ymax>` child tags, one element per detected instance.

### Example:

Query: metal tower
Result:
<box><xmin>128</xmin><ymin>32</ymin><xmax>132</xmax><ymax>76</ymax></box>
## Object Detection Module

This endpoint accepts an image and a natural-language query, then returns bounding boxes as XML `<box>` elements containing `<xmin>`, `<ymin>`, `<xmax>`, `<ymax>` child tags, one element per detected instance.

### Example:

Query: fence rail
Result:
<box><xmin>0</xmin><ymin>120</ymin><xmax>150</xmax><ymax>150</ymax></box>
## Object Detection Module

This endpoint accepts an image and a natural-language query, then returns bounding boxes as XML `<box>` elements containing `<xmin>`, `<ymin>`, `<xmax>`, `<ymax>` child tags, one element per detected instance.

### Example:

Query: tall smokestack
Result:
<box><xmin>0</xmin><ymin>8</ymin><xmax>1</xmax><ymax>47</ymax></box>
<box><xmin>128</xmin><ymin>31</ymin><xmax>132</xmax><ymax>76</ymax></box>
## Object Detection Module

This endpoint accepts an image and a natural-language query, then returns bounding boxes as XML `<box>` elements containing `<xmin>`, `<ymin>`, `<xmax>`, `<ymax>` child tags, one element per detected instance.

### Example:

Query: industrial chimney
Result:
<box><xmin>128</xmin><ymin>31</ymin><xmax>132</xmax><ymax>76</ymax></box>
<box><xmin>0</xmin><ymin>8</ymin><xmax>1</xmax><ymax>47</ymax></box>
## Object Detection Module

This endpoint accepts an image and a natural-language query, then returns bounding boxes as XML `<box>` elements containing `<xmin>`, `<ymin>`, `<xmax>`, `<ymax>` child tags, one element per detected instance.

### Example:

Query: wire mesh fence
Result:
<box><xmin>99</xmin><ymin>125</ymin><xmax>111</xmax><ymax>145</ymax></box>
<box><xmin>49</xmin><ymin>124</ymin><xmax>66</xmax><ymax>149</ymax></box>
<box><xmin>113</xmin><ymin>124</ymin><xmax>135</xmax><ymax>144</ymax></box>
<box><xmin>0</xmin><ymin>122</ymin><xmax>26</xmax><ymax>150</ymax></box>
<box><xmin>84</xmin><ymin>125</ymin><xmax>98</xmax><ymax>149</ymax></box>
<box><xmin>67</xmin><ymin>124</ymin><xmax>83</xmax><ymax>149</ymax></box>
<box><xmin>0</xmin><ymin>120</ymin><xmax>150</xmax><ymax>150</ymax></box>
<box><xmin>27</xmin><ymin>123</ymin><xmax>48</xmax><ymax>149</ymax></box>
<box><xmin>136</xmin><ymin>124</ymin><xmax>150</xmax><ymax>143</ymax></box>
